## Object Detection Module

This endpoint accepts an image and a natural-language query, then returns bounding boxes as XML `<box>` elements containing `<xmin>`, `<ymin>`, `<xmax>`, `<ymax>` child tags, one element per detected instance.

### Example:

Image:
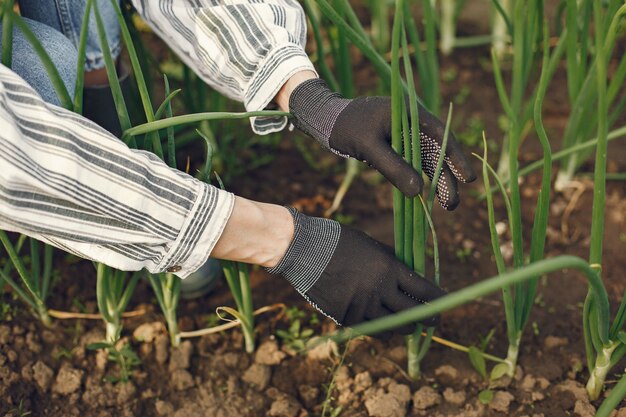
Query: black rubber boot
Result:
<box><xmin>82</xmin><ymin>64</ymin><xmax>131</xmax><ymax>138</ymax></box>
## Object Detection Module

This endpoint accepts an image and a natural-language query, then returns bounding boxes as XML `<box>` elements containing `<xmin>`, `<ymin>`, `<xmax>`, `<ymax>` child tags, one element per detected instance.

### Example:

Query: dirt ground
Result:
<box><xmin>2</xmin><ymin>2</ymin><xmax>626</xmax><ymax>417</ymax></box>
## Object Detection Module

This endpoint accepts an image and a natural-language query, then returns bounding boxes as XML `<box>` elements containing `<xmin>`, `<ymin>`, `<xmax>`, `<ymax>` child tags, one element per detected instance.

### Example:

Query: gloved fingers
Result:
<box><xmin>420</xmin><ymin>134</ymin><xmax>461</xmax><ymax>210</ymax></box>
<box><xmin>364</xmin><ymin>142</ymin><xmax>423</xmax><ymax>197</ymax></box>
<box><xmin>383</xmin><ymin>290</ymin><xmax>441</xmax><ymax>328</ymax></box>
<box><xmin>416</xmin><ymin>104</ymin><xmax>476</xmax><ymax>184</ymax></box>
<box><xmin>441</xmin><ymin>131</ymin><xmax>477</xmax><ymax>184</ymax></box>
<box><xmin>364</xmin><ymin>304</ymin><xmax>396</xmax><ymax>339</ymax></box>
<box><xmin>435</xmin><ymin>164</ymin><xmax>460</xmax><ymax>211</ymax></box>
<box><xmin>397</xmin><ymin>272</ymin><xmax>446</xmax><ymax>305</ymax></box>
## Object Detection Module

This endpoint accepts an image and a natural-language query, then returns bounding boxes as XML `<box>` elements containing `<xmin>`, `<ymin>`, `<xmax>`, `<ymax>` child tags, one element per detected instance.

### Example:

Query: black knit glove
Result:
<box><xmin>289</xmin><ymin>79</ymin><xmax>476</xmax><ymax>210</ymax></box>
<box><xmin>266</xmin><ymin>208</ymin><xmax>445</xmax><ymax>334</ymax></box>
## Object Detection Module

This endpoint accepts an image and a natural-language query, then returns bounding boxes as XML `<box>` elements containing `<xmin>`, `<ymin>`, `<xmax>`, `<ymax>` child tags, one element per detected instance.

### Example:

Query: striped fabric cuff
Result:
<box><xmin>265</xmin><ymin>208</ymin><xmax>341</xmax><ymax>294</ymax></box>
<box><xmin>244</xmin><ymin>44</ymin><xmax>317</xmax><ymax>135</ymax></box>
<box><xmin>156</xmin><ymin>183</ymin><xmax>234</xmax><ymax>278</ymax></box>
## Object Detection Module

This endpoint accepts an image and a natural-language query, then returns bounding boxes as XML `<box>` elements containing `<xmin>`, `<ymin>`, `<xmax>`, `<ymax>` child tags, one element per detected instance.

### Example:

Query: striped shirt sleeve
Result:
<box><xmin>130</xmin><ymin>0</ymin><xmax>316</xmax><ymax>135</ymax></box>
<box><xmin>0</xmin><ymin>65</ymin><xmax>234</xmax><ymax>278</ymax></box>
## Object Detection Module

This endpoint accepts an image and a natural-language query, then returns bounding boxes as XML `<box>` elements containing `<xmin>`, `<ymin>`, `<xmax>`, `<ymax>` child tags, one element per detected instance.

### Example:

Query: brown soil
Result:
<box><xmin>2</xmin><ymin>3</ymin><xmax>626</xmax><ymax>417</ymax></box>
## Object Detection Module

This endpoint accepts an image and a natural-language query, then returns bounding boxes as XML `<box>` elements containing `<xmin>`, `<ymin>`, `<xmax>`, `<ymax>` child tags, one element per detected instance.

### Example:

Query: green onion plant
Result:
<box><xmin>221</xmin><ymin>261</ymin><xmax>255</xmax><ymax>353</ymax></box>
<box><xmin>390</xmin><ymin>0</ymin><xmax>451</xmax><ymax>379</ymax></box>
<box><xmin>92</xmin><ymin>0</ymin><xmax>285</xmax><ymax>350</ymax></box>
<box><xmin>96</xmin><ymin>264</ymin><xmax>141</xmax><ymax>343</ymax></box>
<box><xmin>0</xmin><ymin>233</ymin><xmax>52</xmax><ymax>325</ymax></box>
<box><xmin>479</xmin><ymin>17</ymin><xmax>557</xmax><ymax>376</ymax></box>
<box><xmin>582</xmin><ymin>2</ymin><xmax>626</xmax><ymax>402</ymax></box>
<box><xmin>554</xmin><ymin>2</ymin><xmax>626</xmax><ymax>191</ymax></box>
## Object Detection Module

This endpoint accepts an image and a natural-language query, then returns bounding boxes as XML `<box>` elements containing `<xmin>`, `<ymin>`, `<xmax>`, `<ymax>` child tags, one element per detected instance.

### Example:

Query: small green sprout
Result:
<box><xmin>87</xmin><ymin>341</ymin><xmax>141</xmax><ymax>383</ymax></box>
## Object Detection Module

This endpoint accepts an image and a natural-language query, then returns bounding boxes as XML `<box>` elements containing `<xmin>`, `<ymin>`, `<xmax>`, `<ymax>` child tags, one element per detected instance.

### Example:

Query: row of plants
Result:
<box><xmin>322</xmin><ymin>1</ymin><xmax>626</xmax><ymax>416</ymax></box>
<box><xmin>1</xmin><ymin>0</ymin><xmax>626</xmax><ymax>414</ymax></box>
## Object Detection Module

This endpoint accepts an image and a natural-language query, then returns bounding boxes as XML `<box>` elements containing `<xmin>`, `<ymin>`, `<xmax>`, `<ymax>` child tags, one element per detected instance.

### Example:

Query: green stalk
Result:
<box><xmin>586</xmin><ymin>341</ymin><xmax>619</xmax><ymax>401</ymax></box>
<box><xmin>1</xmin><ymin>0</ymin><xmax>13</xmax><ymax>68</ymax></box>
<box><xmin>390</xmin><ymin>0</ymin><xmax>404</xmax><ymax>257</ymax></box>
<box><xmin>440</xmin><ymin>0</ymin><xmax>456</xmax><ymax>56</ymax></box>
<box><xmin>421</xmin><ymin>0</ymin><xmax>440</xmax><ymax>115</ymax></box>
<box><xmin>92</xmin><ymin>1</ymin><xmax>131</xmax><ymax>135</ymax></box>
<box><xmin>324</xmin><ymin>0</ymin><xmax>359</xmax><ymax>216</ymax></box>
<box><xmin>402</xmin><ymin>29</ymin><xmax>425</xmax><ymax>276</ymax></box>
<box><xmin>73</xmin><ymin>0</ymin><xmax>94</xmax><ymax>114</ymax></box>
<box><xmin>588</xmin><ymin>1</ymin><xmax>609</xmax><ymax>269</ymax></box>
<box><xmin>595</xmin><ymin>373</ymin><xmax>626</xmax><ymax>417</ymax></box>
<box><xmin>330</xmin><ymin>256</ymin><xmax>609</xmax><ymax>343</ymax></box>
<box><xmin>238</xmin><ymin>263</ymin><xmax>255</xmax><ymax>353</ymax></box>
<box><xmin>148</xmin><ymin>273</ymin><xmax>181</xmax><ymax>347</ymax></box>
<box><xmin>481</xmin><ymin>135</ymin><xmax>516</xmax><ymax>356</ymax></box>
<box><xmin>107</xmin><ymin>0</ymin><xmax>162</xmax><ymax>159</ymax></box>
<box><xmin>222</xmin><ymin>261</ymin><xmax>255</xmax><ymax>353</ymax></box>
<box><xmin>584</xmin><ymin>1</ymin><xmax>616</xmax><ymax>402</ymax></box>
<box><xmin>302</xmin><ymin>0</ymin><xmax>340</xmax><ymax>92</ymax></box>
<box><xmin>491</xmin><ymin>0</ymin><xmax>511</xmax><ymax>59</ymax></box>
<box><xmin>163</xmin><ymin>75</ymin><xmax>176</xmax><ymax>169</ymax></box>
<box><xmin>519</xmin><ymin>21</ymin><xmax>552</xmax><ymax>330</ymax></box>
<box><xmin>0</xmin><ymin>232</ymin><xmax>51</xmax><ymax>325</ymax></box>
<box><xmin>122</xmin><ymin>111</ymin><xmax>289</xmax><ymax>139</ymax></box>
<box><xmin>96</xmin><ymin>265</ymin><xmax>141</xmax><ymax>343</ymax></box>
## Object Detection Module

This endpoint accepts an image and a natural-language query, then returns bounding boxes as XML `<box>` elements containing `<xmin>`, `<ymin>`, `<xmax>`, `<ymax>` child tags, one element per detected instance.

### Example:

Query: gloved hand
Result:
<box><xmin>266</xmin><ymin>208</ymin><xmax>445</xmax><ymax>334</ymax></box>
<box><xmin>289</xmin><ymin>78</ymin><xmax>476</xmax><ymax>210</ymax></box>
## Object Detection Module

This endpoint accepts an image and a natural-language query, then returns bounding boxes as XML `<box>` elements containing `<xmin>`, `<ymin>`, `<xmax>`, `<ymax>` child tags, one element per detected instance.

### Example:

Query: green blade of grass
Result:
<box><xmin>73</xmin><ymin>0</ymin><xmax>94</xmax><ymax>114</ymax></box>
<box><xmin>595</xmin><ymin>373</ymin><xmax>626</xmax><ymax>417</ymax></box>
<box><xmin>107</xmin><ymin>0</ymin><xmax>162</xmax><ymax>158</ymax></box>
<box><xmin>1</xmin><ymin>0</ymin><xmax>13</xmax><ymax>68</ymax></box>
<box><xmin>520</xmin><ymin>21</ymin><xmax>553</xmax><ymax>329</ymax></box>
<box><xmin>122</xmin><ymin>111</ymin><xmax>289</xmax><ymax>139</ymax></box>
<box><xmin>154</xmin><ymin>88</ymin><xmax>182</xmax><ymax>121</ymax></box>
<box><xmin>330</xmin><ymin>255</ymin><xmax>609</xmax><ymax>343</ymax></box>
<box><xmin>92</xmin><ymin>1</ymin><xmax>131</xmax><ymax>135</ymax></box>
<box><xmin>481</xmin><ymin>134</ymin><xmax>516</xmax><ymax>346</ymax></box>
<box><xmin>0</xmin><ymin>269</ymin><xmax>38</xmax><ymax>311</ymax></box>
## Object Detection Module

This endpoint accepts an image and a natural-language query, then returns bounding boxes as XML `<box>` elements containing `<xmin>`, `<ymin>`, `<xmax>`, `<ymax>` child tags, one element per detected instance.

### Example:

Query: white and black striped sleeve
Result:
<box><xmin>130</xmin><ymin>0</ymin><xmax>316</xmax><ymax>135</ymax></box>
<box><xmin>0</xmin><ymin>65</ymin><xmax>234</xmax><ymax>278</ymax></box>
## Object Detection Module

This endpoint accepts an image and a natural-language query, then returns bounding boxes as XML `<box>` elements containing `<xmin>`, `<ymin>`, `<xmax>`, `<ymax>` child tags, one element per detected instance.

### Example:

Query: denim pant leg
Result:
<box><xmin>0</xmin><ymin>18</ymin><xmax>77</xmax><ymax>106</ymax></box>
<box><xmin>19</xmin><ymin>0</ymin><xmax>122</xmax><ymax>71</ymax></box>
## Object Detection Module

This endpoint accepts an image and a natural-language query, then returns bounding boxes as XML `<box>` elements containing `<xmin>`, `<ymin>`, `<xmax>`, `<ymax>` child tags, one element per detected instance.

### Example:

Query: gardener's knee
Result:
<box><xmin>1</xmin><ymin>17</ymin><xmax>78</xmax><ymax>106</ymax></box>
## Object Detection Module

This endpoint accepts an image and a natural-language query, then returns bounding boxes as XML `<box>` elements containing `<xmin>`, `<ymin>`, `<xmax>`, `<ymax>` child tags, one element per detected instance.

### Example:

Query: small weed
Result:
<box><xmin>8</xmin><ymin>399</ymin><xmax>31</xmax><ymax>417</ymax></box>
<box><xmin>453</xmin><ymin>86</ymin><xmax>471</xmax><ymax>105</ymax></box>
<box><xmin>442</xmin><ymin>67</ymin><xmax>458</xmax><ymax>83</ymax></box>
<box><xmin>87</xmin><ymin>341</ymin><xmax>141</xmax><ymax>383</ymax></box>
<box><xmin>457</xmin><ymin>116</ymin><xmax>485</xmax><ymax>147</ymax></box>
<box><xmin>52</xmin><ymin>346</ymin><xmax>74</xmax><ymax>361</ymax></box>
<box><xmin>321</xmin><ymin>338</ymin><xmax>351</xmax><ymax>417</ymax></box>
<box><xmin>455</xmin><ymin>246</ymin><xmax>472</xmax><ymax>263</ymax></box>
<box><xmin>205</xmin><ymin>312</ymin><xmax>221</xmax><ymax>328</ymax></box>
<box><xmin>0</xmin><ymin>297</ymin><xmax>18</xmax><ymax>321</ymax></box>
<box><xmin>276</xmin><ymin>319</ymin><xmax>314</xmax><ymax>354</ymax></box>
<box><xmin>478</xmin><ymin>389</ymin><xmax>494</xmax><ymax>405</ymax></box>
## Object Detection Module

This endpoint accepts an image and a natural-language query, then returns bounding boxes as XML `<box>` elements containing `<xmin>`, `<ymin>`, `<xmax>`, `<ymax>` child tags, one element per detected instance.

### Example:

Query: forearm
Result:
<box><xmin>211</xmin><ymin>197</ymin><xmax>293</xmax><ymax>268</ymax></box>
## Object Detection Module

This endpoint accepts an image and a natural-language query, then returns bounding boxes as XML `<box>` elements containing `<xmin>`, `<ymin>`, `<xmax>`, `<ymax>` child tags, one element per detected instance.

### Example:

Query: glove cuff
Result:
<box><xmin>265</xmin><ymin>207</ymin><xmax>341</xmax><ymax>294</ymax></box>
<box><xmin>288</xmin><ymin>78</ymin><xmax>351</xmax><ymax>150</ymax></box>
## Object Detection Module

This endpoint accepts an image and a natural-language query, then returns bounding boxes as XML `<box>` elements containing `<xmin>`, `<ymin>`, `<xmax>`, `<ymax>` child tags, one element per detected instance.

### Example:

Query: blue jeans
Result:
<box><xmin>0</xmin><ymin>0</ymin><xmax>121</xmax><ymax>105</ymax></box>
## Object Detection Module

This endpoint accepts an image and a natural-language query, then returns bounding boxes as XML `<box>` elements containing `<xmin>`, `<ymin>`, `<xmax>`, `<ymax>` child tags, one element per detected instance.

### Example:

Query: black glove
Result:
<box><xmin>266</xmin><ymin>208</ymin><xmax>445</xmax><ymax>334</ymax></box>
<box><xmin>289</xmin><ymin>78</ymin><xmax>476</xmax><ymax>210</ymax></box>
